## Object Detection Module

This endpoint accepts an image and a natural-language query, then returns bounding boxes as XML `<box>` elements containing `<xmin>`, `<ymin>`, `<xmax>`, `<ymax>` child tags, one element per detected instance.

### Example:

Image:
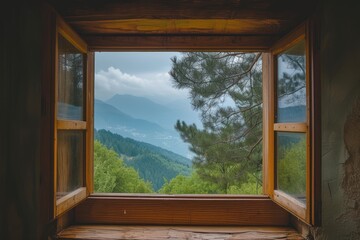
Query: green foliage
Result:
<box><xmin>227</xmin><ymin>172</ymin><xmax>262</xmax><ymax>194</ymax></box>
<box><xmin>277</xmin><ymin>139</ymin><xmax>306</xmax><ymax>196</ymax></box>
<box><xmin>170</xmin><ymin>52</ymin><xmax>263</xmax><ymax>193</ymax></box>
<box><xmin>95</xmin><ymin>129</ymin><xmax>191</xmax><ymax>191</ymax></box>
<box><xmin>159</xmin><ymin>171</ymin><xmax>261</xmax><ymax>194</ymax></box>
<box><xmin>159</xmin><ymin>171</ymin><xmax>218</xmax><ymax>194</ymax></box>
<box><xmin>94</xmin><ymin>140</ymin><xmax>153</xmax><ymax>193</ymax></box>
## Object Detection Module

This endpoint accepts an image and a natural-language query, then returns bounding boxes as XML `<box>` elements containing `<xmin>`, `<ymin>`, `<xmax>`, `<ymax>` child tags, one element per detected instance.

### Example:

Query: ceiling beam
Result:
<box><xmin>51</xmin><ymin>0</ymin><xmax>313</xmax><ymax>22</ymax></box>
<box><xmin>69</xmin><ymin>19</ymin><xmax>284</xmax><ymax>35</ymax></box>
<box><xmin>85</xmin><ymin>35</ymin><xmax>277</xmax><ymax>52</ymax></box>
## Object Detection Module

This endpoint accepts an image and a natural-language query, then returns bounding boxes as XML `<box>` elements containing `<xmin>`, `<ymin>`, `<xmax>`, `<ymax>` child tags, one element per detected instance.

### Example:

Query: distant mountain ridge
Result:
<box><xmin>106</xmin><ymin>94</ymin><xmax>174</xmax><ymax>129</ymax></box>
<box><xmin>95</xmin><ymin>98</ymin><xmax>191</xmax><ymax>157</ymax></box>
<box><xmin>106</xmin><ymin>94</ymin><xmax>202</xmax><ymax>130</ymax></box>
<box><xmin>95</xmin><ymin>129</ymin><xmax>191</xmax><ymax>191</ymax></box>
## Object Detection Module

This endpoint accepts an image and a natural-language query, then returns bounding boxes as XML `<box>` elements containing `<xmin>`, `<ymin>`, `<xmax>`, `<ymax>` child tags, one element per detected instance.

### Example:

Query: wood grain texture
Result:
<box><xmin>49</xmin><ymin>0</ymin><xmax>316</xmax><ymax>38</ymax></box>
<box><xmin>69</xmin><ymin>19</ymin><xmax>283</xmax><ymax>35</ymax></box>
<box><xmin>261</xmin><ymin>52</ymin><xmax>272</xmax><ymax>196</ymax></box>
<box><xmin>53</xmin><ymin>0</ymin><xmax>313</xmax><ymax>21</ymax></box>
<box><xmin>85</xmin><ymin>35</ymin><xmax>277</xmax><ymax>51</ymax></box>
<box><xmin>57</xmin><ymin>188</ymin><xmax>87</xmax><ymax>217</ymax></box>
<box><xmin>273</xmin><ymin>190</ymin><xmax>306</xmax><ymax>221</ymax></box>
<box><xmin>57</xmin><ymin>225</ymin><xmax>304</xmax><ymax>240</ymax></box>
<box><xmin>57</xmin><ymin>120</ymin><xmax>87</xmax><ymax>130</ymax></box>
<box><xmin>273</xmin><ymin>123</ymin><xmax>308</xmax><ymax>133</ymax></box>
<box><xmin>41</xmin><ymin>3</ymin><xmax>57</xmax><ymax>227</ymax></box>
<box><xmin>74</xmin><ymin>196</ymin><xmax>290</xmax><ymax>226</ymax></box>
<box><xmin>85</xmin><ymin>52</ymin><xmax>94</xmax><ymax>194</ymax></box>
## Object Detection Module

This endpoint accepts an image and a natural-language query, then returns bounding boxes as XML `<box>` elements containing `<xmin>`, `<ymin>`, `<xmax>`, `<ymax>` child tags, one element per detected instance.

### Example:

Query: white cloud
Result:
<box><xmin>95</xmin><ymin>67</ymin><xmax>188</xmax><ymax>103</ymax></box>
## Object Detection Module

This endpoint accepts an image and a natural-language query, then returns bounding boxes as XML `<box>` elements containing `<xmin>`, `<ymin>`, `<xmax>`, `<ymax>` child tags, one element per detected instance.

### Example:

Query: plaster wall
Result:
<box><xmin>318</xmin><ymin>0</ymin><xmax>360</xmax><ymax>239</ymax></box>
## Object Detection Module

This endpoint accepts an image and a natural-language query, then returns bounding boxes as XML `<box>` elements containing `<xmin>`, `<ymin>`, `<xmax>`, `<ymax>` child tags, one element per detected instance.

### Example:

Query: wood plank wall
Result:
<box><xmin>1</xmin><ymin>1</ymin><xmax>44</xmax><ymax>239</ymax></box>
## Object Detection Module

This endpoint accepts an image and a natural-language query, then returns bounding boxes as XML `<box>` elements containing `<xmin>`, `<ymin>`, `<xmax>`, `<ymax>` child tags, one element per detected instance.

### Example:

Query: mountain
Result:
<box><xmin>95</xmin><ymin>98</ymin><xmax>192</xmax><ymax>158</ymax></box>
<box><xmin>95</xmin><ymin>129</ymin><xmax>191</xmax><ymax>191</ymax></box>
<box><xmin>106</xmin><ymin>94</ymin><xmax>176</xmax><ymax>130</ymax></box>
<box><xmin>106</xmin><ymin>94</ymin><xmax>202</xmax><ymax>130</ymax></box>
<box><xmin>95</xmin><ymin>99</ymin><xmax>165</xmax><ymax>134</ymax></box>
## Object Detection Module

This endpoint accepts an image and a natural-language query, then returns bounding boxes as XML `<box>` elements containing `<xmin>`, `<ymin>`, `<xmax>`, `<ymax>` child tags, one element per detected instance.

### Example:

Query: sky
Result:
<box><xmin>95</xmin><ymin>52</ymin><xmax>188</xmax><ymax>105</ymax></box>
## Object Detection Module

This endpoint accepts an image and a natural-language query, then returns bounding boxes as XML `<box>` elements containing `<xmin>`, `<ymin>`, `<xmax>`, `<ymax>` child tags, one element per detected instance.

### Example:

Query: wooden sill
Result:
<box><xmin>57</xmin><ymin>225</ymin><xmax>304</xmax><ymax>240</ymax></box>
<box><xmin>74</xmin><ymin>195</ymin><xmax>290</xmax><ymax>226</ymax></box>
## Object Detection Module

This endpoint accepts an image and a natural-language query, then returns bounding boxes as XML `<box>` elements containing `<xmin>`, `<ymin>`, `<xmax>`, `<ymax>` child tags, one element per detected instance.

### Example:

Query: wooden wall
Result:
<box><xmin>0</xmin><ymin>1</ymin><xmax>46</xmax><ymax>239</ymax></box>
<box><xmin>1</xmin><ymin>1</ymin><xmax>360</xmax><ymax>240</ymax></box>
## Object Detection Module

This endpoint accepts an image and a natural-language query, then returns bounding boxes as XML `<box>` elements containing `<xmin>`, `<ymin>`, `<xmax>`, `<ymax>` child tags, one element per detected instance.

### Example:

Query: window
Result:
<box><xmin>263</xmin><ymin>22</ymin><xmax>318</xmax><ymax>224</ymax></box>
<box><xmin>49</xmin><ymin>12</ymin><xmax>319</xmax><ymax>226</ymax></box>
<box><xmin>54</xmin><ymin>16</ymin><xmax>93</xmax><ymax>217</ymax></box>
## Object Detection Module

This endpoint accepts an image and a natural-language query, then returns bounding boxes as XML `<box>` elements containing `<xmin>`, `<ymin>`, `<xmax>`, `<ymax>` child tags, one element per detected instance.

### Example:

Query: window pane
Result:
<box><xmin>276</xmin><ymin>39</ymin><xmax>306</xmax><ymax>123</ymax></box>
<box><xmin>58</xmin><ymin>34</ymin><xmax>84</xmax><ymax>120</ymax></box>
<box><xmin>57</xmin><ymin>130</ymin><xmax>84</xmax><ymax>199</ymax></box>
<box><xmin>276</xmin><ymin>132</ymin><xmax>306</xmax><ymax>204</ymax></box>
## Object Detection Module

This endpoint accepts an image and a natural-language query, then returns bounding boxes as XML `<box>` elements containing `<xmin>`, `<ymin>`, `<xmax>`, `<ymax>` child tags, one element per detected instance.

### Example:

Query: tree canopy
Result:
<box><xmin>170</xmin><ymin>52</ymin><xmax>263</xmax><ymax>193</ymax></box>
<box><xmin>94</xmin><ymin>140</ymin><xmax>153</xmax><ymax>193</ymax></box>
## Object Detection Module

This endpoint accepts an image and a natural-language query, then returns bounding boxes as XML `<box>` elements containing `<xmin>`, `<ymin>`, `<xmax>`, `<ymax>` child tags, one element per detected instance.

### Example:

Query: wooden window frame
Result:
<box><xmin>48</xmin><ymin>10</ymin><xmax>320</xmax><ymax>227</ymax></box>
<box><xmin>53</xmin><ymin>15</ymin><xmax>94</xmax><ymax>217</ymax></box>
<box><xmin>263</xmin><ymin>21</ymin><xmax>320</xmax><ymax>225</ymax></box>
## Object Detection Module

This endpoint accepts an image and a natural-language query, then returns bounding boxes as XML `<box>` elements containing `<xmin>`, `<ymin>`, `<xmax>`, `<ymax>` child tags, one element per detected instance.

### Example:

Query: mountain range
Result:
<box><xmin>94</xmin><ymin>99</ymin><xmax>191</xmax><ymax>158</ymax></box>
<box><xmin>95</xmin><ymin>94</ymin><xmax>306</xmax><ymax>158</ymax></box>
<box><xmin>106</xmin><ymin>94</ymin><xmax>202</xmax><ymax>130</ymax></box>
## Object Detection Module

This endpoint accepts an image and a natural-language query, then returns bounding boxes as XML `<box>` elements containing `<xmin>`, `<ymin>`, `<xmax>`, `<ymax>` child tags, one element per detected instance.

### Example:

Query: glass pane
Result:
<box><xmin>276</xmin><ymin>39</ymin><xmax>306</xmax><ymax>123</ymax></box>
<box><xmin>58</xmin><ymin>34</ymin><xmax>84</xmax><ymax>120</ymax></box>
<box><xmin>276</xmin><ymin>132</ymin><xmax>306</xmax><ymax>204</ymax></box>
<box><xmin>57</xmin><ymin>130</ymin><xmax>84</xmax><ymax>199</ymax></box>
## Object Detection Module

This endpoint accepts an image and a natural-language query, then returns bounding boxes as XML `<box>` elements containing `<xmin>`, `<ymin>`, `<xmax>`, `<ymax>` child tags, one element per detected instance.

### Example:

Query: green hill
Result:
<box><xmin>95</xmin><ymin>129</ymin><xmax>192</xmax><ymax>191</ymax></box>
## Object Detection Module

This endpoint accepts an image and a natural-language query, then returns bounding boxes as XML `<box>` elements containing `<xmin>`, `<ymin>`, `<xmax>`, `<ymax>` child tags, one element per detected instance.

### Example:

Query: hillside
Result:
<box><xmin>95</xmin><ymin>129</ymin><xmax>192</xmax><ymax>191</ymax></box>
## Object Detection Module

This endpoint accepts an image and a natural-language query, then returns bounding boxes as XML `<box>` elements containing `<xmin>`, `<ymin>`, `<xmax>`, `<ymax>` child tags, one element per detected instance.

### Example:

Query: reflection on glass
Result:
<box><xmin>276</xmin><ymin>132</ymin><xmax>306</xmax><ymax>204</ymax></box>
<box><xmin>276</xmin><ymin>39</ymin><xmax>306</xmax><ymax>123</ymax></box>
<box><xmin>57</xmin><ymin>131</ymin><xmax>84</xmax><ymax>199</ymax></box>
<box><xmin>58</xmin><ymin>34</ymin><xmax>84</xmax><ymax>120</ymax></box>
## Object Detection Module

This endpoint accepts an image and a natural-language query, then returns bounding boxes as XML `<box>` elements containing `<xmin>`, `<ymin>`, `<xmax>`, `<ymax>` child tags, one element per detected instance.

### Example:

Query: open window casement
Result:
<box><xmin>263</xmin><ymin>22</ymin><xmax>318</xmax><ymax>225</ymax></box>
<box><xmin>54</xmin><ymin>15</ymin><xmax>94</xmax><ymax>217</ymax></box>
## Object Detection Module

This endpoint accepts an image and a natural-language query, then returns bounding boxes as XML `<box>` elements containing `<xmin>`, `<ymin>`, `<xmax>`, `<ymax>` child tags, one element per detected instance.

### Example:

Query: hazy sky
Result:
<box><xmin>95</xmin><ymin>52</ymin><xmax>187</xmax><ymax>104</ymax></box>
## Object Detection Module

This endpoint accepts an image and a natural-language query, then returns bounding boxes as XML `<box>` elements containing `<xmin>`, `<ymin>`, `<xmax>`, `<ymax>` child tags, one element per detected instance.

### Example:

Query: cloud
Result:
<box><xmin>95</xmin><ymin>67</ymin><xmax>188</xmax><ymax>103</ymax></box>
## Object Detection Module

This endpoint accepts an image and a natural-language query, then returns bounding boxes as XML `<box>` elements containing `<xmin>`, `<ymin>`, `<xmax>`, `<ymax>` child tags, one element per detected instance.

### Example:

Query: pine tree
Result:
<box><xmin>170</xmin><ymin>52</ymin><xmax>263</xmax><ymax>193</ymax></box>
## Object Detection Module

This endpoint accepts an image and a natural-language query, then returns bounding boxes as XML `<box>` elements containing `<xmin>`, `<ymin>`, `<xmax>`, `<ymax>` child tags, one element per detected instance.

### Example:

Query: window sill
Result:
<box><xmin>57</xmin><ymin>225</ymin><xmax>304</xmax><ymax>240</ymax></box>
<box><xmin>73</xmin><ymin>195</ymin><xmax>290</xmax><ymax>226</ymax></box>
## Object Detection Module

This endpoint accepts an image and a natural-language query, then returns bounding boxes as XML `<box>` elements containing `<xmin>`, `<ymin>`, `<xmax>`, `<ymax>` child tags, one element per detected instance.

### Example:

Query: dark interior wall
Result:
<box><xmin>1</xmin><ymin>1</ymin><xmax>360</xmax><ymax>240</ymax></box>
<box><xmin>0</xmin><ymin>1</ymin><xmax>42</xmax><ymax>239</ymax></box>
<box><xmin>318</xmin><ymin>0</ymin><xmax>360</xmax><ymax>239</ymax></box>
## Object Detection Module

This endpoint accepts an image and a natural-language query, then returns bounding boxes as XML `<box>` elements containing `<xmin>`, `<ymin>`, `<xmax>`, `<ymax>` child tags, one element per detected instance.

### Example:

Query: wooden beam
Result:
<box><xmin>85</xmin><ymin>35</ymin><xmax>277</xmax><ymax>51</ymax></box>
<box><xmin>52</xmin><ymin>0</ymin><xmax>313</xmax><ymax>22</ymax></box>
<box><xmin>69</xmin><ymin>19</ymin><xmax>283</xmax><ymax>35</ymax></box>
<box><xmin>74</xmin><ymin>196</ymin><xmax>290</xmax><ymax>226</ymax></box>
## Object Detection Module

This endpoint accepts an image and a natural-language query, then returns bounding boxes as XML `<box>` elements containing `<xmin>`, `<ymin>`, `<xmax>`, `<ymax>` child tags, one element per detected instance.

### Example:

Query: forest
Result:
<box><xmin>94</xmin><ymin>51</ymin><xmax>306</xmax><ymax>195</ymax></box>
